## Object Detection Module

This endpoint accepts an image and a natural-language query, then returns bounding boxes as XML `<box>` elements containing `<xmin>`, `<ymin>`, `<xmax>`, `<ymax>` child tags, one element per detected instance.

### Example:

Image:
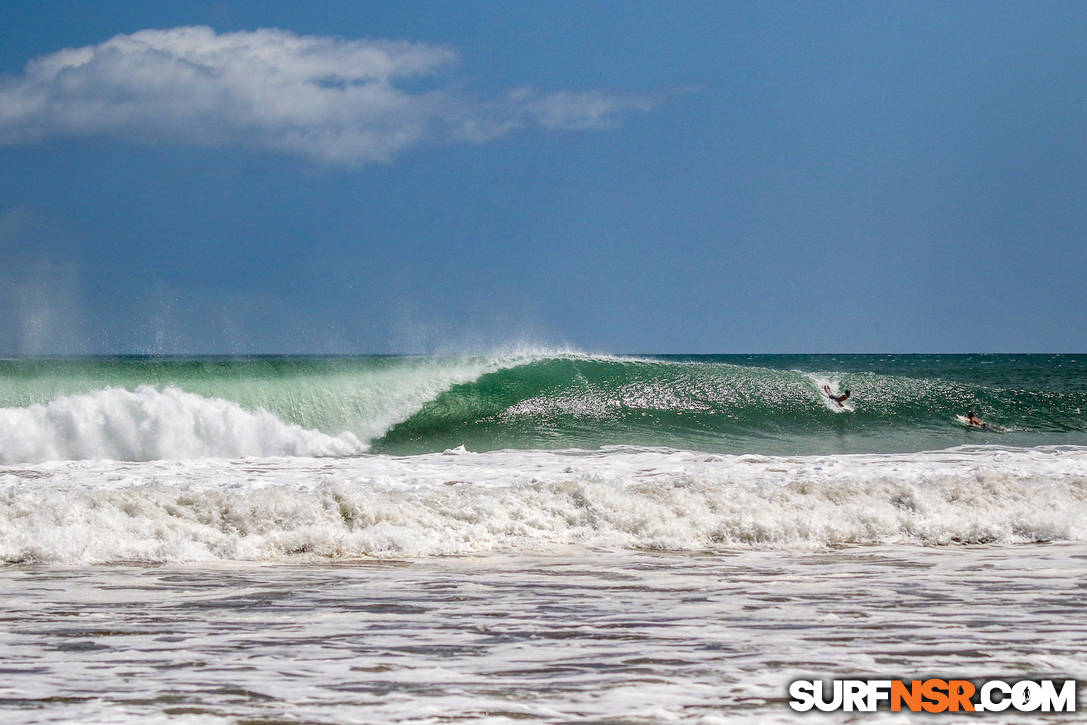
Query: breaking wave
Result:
<box><xmin>0</xmin><ymin>385</ymin><xmax>362</xmax><ymax>462</ymax></box>
<box><xmin>2</xmin><ymin>446</ymin><xmax>1085</xmax><ymax>563</ymax></box>
<box><xmin>0</xmin><ymin>352</ymin><xmax>1084</xmax><ymax>463</ymax></box>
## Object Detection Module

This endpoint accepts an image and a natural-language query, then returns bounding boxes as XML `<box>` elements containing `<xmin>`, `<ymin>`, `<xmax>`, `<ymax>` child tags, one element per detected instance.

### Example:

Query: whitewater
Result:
<box><xmin>3</xmin><ymin>445</ymin><xmax>1086</xmax><ymax>564</ymax></box>
<box><xmin>1</xmin><ymin>352</ymin><xmax>1085</xmax><ymax>723</ymax></box>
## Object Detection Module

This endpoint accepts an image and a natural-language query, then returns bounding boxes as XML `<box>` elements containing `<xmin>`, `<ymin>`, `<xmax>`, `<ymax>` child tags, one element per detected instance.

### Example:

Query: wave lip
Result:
<box><xmin>0</xmin><ymin>349</ymin><xmax>574</xmax><ymax>463</ymax></box>
<box><xmin>0</xmin><ymin>385</ymin><xmax>363</xmax><ymax>463</ymax></box>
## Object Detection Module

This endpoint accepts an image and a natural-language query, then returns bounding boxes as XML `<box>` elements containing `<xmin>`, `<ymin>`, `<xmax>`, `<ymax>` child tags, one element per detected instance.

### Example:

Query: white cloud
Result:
<box><xmin>0</xmin><ymin>26</ymin><xmax>661</xmax><ymax>166</ymax></box>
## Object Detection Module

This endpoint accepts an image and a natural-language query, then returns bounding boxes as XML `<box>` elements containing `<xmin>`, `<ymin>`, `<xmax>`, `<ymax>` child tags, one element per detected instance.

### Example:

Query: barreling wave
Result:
<box><xmin>370</xmin><ymin>354</ymin><xmax>1087</xmax><ymax>455</ymax></box>
<box><xmin>2</xmin><ymin>446</ymin><xmax>1085</xmax><ymax>563</ymax></box>
<box><xmin>0</xmin><ymin>352</ymin><xmax>538</xmax><ymax>463</ymax></box>
<box><xmin>0</xmin><ymin>353</ymin><xmax>1084</xmax><ymax>463</ymax></box>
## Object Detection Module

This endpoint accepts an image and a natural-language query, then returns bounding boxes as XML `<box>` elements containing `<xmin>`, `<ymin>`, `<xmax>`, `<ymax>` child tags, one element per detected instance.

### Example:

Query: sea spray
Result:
<box><xmin>0</xmin><ymin>351</ymin><xmax>547</xmax><ymax>462</ymax></box>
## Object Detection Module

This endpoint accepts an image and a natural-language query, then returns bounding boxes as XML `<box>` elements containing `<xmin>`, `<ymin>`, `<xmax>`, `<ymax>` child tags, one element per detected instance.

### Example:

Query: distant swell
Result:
<box><xmin>0</xmin><ymin>385</ymin><xmax>362</xmax><ymax>463</ymax></box>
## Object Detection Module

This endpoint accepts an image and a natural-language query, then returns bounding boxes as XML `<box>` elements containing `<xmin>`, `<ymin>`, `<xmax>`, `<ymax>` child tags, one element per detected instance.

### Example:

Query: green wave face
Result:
<box><xmin>370</xmin><ymin>355</ymin><xmax>1087</xmax><ymax>455</ymax></box>
<box><xmin>1</xmin><ymin>354</ymin><xmax>1085</xmax><ymax>457</ymax></box>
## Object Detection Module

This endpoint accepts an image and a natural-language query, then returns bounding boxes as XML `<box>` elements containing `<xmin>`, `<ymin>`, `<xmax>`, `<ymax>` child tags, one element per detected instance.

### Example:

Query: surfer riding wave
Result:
<box><xmin>824</xmin><ymin>385</ymin><xmax>851</xmax><ymax>408</ymax></box>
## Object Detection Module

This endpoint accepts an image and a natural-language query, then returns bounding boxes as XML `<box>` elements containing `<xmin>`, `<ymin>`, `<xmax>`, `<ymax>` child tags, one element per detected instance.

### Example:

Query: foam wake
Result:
<box><xmin>0</xmin><ymin>385</ymin><xmax>363</xmax><ymax>463</ymax></box>
<box><xmin>3</xmin><ymin>446</ymin><xmax>1084</xmax><ymax>563</ymax></box>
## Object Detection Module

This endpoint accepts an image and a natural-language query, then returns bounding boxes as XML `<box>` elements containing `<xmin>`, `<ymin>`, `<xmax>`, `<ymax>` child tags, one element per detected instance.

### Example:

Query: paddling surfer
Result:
<box><xmin>966</xmin><ymin>411</ymin><xmax>988</xmax><ymax>428</ymax></box>
<box><xmin>823</xmin><ymin>385</ymin><xmax>850</xmax><ymax>407</ymax></box>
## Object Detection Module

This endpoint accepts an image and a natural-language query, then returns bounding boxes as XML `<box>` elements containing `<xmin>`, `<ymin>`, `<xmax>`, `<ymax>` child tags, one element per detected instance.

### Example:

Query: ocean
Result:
<box><xmin>1</xmin><ymin>353</ymin><xmax>1085</xmax><ymax>723</ymax></box>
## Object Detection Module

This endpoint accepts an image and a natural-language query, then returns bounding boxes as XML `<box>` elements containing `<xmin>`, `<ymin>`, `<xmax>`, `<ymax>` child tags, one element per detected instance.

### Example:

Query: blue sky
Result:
<box><xmin>0</xmin><ymin>1</ymin><xmax>1084</xmax><ymax>354</ymax></box>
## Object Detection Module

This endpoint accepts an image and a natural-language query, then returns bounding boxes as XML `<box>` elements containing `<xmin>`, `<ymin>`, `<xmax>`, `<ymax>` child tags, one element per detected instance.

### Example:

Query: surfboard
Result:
<box><xmin>822</xmin><ymin>384</ymin><xmax>853</xmax><ymax>412</ymax></box>
<box><xmin>955</xmin><ymin>415</ymin><xmax>1008</xmax><ymax>432</ymax></box>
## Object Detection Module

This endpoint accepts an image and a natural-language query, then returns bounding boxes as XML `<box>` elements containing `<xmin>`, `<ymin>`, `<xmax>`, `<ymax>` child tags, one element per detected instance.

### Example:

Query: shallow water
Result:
<box><xmin>2</xmin><ymin>544</ymin><xmax>1085</xmax><ymax>723</ymax></box>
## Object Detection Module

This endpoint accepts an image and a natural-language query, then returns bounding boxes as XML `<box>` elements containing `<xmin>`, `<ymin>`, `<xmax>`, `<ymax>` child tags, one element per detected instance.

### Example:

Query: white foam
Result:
<box><xmin>2</xmin><ymin>445</ymin><xmax>1084</xmax><ymax>563</ymax></box>
<box><xmin>0</xmin><ymin>385</ymin><xmax>363</xmax><ymax>463</ymax></box>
